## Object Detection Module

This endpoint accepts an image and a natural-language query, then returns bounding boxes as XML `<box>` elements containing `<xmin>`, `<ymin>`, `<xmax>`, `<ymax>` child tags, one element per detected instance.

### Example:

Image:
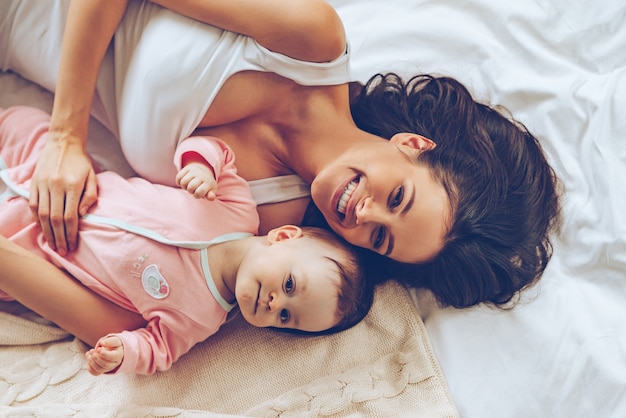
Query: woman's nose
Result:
<box><xmin>356</xmin><ymin>197</ymin><xmax>383</xmax><ymax>225</ymax></box>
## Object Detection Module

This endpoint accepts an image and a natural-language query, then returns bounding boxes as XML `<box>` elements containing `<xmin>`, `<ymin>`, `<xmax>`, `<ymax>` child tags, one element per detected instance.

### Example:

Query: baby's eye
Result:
<box><xmin>280</xmin><ymin>309</ymin><xmax>290</xmax><ymax>324</ymax></box>
<box><xmin>284</xmin><ymin>275</ymin><xmax>295</xmax><ymax>294</ymax></box>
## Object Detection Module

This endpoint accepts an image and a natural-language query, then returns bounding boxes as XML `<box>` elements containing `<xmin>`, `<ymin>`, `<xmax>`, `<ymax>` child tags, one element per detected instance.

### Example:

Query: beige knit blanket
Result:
<box><xmin>0</xmin><ymin>281</ymin><xmax>458</xmax><ymax>417</ymax></box>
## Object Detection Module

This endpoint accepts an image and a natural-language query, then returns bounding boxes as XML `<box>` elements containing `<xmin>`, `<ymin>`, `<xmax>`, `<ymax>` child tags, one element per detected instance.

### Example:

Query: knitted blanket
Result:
<box><xmin>0</xmin><ymin>281</ymin><xmax>457</xmax><ymax>417</ymax></box>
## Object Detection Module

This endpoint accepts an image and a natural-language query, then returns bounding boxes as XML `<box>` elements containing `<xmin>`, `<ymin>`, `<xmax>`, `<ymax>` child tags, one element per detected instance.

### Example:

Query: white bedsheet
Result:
<box><xmin>334</xmin><ymin>0</ymin><xmax>626</xmax><ymax>417</ymax></box>
<box><xmin>344</xmin><ymin>0</ymin><xmax>626</xmax><ymax>418</ymax></box>
<box><xmin>1</xmin><ymin>0</ymin><xmax>625</xmax><ymax>416</ymax></box>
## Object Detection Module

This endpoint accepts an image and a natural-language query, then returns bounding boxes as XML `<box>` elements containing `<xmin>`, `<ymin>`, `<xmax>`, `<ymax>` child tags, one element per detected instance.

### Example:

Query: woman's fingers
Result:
<box><xmin>29</xmin><ymin>176</ymin><xmax>80</xmax><ymax>256</ymax></box>
<box><xmin>58</xmin><ymin>184</ymin><xmax>81</xmax><ymax>255</ymax></box>
<box><xmin>29</xmin><ymin>182</ymin><xmax>56</xmax><ymax>251</ymax></box>
<box><xmin>28</xmin><ymin>142</ymin><xmax>98</xmax><ymax>254</ymax></box>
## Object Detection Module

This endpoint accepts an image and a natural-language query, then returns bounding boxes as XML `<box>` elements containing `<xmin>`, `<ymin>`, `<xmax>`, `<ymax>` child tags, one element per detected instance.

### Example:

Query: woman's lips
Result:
<box><xmin>335</xmin><ymin>177</ymin><xmax>359</xmax><ymax>220</ymax></box>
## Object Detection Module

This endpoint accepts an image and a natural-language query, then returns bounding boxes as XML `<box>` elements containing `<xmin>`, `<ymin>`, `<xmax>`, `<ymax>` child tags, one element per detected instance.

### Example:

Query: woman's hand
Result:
<box><xmin>29</xmin><ymin>132</ymin><xmax>98</xmax><ymax>255</ymax></box>
<box><xmin>86</xmin><ymin>335</ymin><xmax>124</xmax><ymax>375</ymax></box>
<box><xmin>29</xmin><ymin>0</ymin><xmax>128</xmax><ymax>255</ymax></box>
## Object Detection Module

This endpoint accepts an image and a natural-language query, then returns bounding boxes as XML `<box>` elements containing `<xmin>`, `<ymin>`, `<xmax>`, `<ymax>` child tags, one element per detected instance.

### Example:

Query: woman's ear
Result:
<box><xmin>390</xmin><ymin>133</ymin><xmax>436</xmax><ymax>151</ymax></box>
<box><xmin>267</xmin><ymin>225</ymin><xmax>304</xmax><ymax>244</ymax></box>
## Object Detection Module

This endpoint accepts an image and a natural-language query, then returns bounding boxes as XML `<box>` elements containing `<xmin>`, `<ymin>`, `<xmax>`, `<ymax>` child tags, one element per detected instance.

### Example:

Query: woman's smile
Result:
<box><xmin>311</xmin><ymin>134</ymin><xmax>450</xmax><ymax>263</ymax></box>
<box><xmin>335</xmin><ymin>176</ymin><xmax>360</xmax><ymax>221</ymax></box>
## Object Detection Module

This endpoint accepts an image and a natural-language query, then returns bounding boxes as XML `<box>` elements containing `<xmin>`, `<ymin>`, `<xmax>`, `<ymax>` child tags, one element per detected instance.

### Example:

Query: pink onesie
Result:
<box><xmin>0</xmin><ymin>106</ymin><xmax>259</xmax><ymax>374</ymax></box>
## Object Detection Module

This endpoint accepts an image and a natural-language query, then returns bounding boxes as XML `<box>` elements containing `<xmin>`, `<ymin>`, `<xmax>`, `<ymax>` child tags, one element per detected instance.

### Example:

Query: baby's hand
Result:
<box><xmin>176</xmin><ymin>162</ymin><xmax>218</xmax><ymax>200</ymax></box>
<box><xmin>85</xmin><ymin>335</ymin><xmax>124</xmax><ymax>376</ymax></box>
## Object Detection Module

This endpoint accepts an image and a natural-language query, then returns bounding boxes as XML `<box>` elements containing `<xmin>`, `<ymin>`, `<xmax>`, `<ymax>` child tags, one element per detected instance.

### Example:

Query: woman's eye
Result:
<box><xmin>284</xmin><ymin>276</ymin><xmax>295</xmax><ymax>294</ymax></box>
<box><xmin>373</xmin><ymin>226</ymin><xmax>385</xmax><ymax>249</ymax></box>
<box><xmin>390</xmin><ymin>186</ymin><xmax>404</xmax><ymax>208</ymax></box>
<box><xmin>280</xmin><ymin>309</ymin><xmax>290</xmax><ymax>323</ymax></box>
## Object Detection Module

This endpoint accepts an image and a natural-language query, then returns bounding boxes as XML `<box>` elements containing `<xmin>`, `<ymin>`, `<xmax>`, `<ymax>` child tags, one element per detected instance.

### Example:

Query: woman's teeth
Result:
<box><xmin>337</xmin><ymin>179</ymin><xmax>358</xmax><ymax>215</ymax></box>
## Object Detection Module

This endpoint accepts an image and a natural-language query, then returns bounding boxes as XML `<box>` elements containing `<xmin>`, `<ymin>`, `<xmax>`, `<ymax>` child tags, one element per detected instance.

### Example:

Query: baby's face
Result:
<box><xmin>234</xmin><ymin>236</ymin><xmax>344</xmax><ymax>332</ymax></box>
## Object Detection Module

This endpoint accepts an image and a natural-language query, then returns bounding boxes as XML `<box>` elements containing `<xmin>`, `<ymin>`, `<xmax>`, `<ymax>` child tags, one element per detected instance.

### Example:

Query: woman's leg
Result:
<box><xmin>0</xmin><ymin>235</ymin><xmax>146</xmax><ymax>347</ymax></box>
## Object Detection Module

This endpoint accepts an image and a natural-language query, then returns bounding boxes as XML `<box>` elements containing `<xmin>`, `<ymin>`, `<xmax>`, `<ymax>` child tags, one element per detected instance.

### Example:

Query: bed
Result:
<box><xmin>1</xmin><ymin>0</ymin><xmax>625</xmax><ymax>416</ymax></box>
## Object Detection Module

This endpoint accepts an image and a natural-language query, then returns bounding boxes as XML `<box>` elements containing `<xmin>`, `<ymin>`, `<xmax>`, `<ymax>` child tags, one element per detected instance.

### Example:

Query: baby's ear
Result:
<box><xmin>267</xmin><ymin>225</ymin><xmax>303</xmax><ymax>243</ymax></box>
<box><xmin>390</xmin><ymin>133</ymin><xmax>436</xmax><ymax>151</ymax></box>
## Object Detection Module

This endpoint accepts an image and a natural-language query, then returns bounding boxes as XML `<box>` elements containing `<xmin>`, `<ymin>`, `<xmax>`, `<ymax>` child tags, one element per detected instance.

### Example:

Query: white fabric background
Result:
<box><xmin>333</xmin><ymin>1</ymin><xmax>626</xmax><ymax>416</ymax></box>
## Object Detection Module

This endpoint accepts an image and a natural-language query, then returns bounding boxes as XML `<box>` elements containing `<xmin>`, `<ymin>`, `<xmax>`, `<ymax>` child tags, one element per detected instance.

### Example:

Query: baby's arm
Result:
<box><xmin>93</xmin><ymin>312</ymin><xmax>212</xmax><ymax>375</ymax></box>
<box><xmin>174</xmin><ymin>136</ymin><xmax>236</xmax><ymax>201</ymax></box>
<box><xmin>86</xmin><ymin>335</ymin><xmax>124</xmax><ymax>376</ymax></box>
<box><xmin>175</xmin><ymin>152</ymin><xmax>218</xmax><ymax>200</ymax></box>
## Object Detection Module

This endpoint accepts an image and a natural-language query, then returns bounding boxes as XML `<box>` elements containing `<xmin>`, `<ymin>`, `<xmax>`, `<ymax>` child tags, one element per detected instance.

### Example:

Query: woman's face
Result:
<box><xmin>310</xmin><ymin>133</ymin><xmax>450</xmax><ymax>264</ymax></box>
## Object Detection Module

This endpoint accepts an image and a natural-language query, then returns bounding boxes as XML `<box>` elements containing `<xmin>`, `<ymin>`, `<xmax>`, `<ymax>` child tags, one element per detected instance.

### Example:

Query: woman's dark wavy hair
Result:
<box><xmin>305</xmin><ymin>73</ymin><xmax>562</xmax><ymax>309</ymax></box>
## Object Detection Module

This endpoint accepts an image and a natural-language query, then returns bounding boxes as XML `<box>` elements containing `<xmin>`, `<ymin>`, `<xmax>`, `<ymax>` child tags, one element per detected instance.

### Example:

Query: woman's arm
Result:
<box><xmin>149</xmin><ymin>0</ymin><xmax>346</xmax><ymax>62</ymax></box>
<box><xmin>30</xmin><ymin>0</ymin><xmax>129</xmax><ymax>256</ymax></box>
<box><xmin>0</xmin><ymin>236</ymin><xmax>146</xmax><ymax>347</ymax></box>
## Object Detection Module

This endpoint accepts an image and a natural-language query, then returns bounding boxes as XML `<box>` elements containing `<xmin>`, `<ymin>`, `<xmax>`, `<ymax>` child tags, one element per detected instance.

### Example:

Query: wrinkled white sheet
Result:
<box><xmin>1</xmin><ymin>0</ymin><xmax>625</xmax><ymax>416</ymax></box>
<box><xmin>335</xmin><ymin>1</ymin><xmax>626</xmax><ymax>417</ymax></box>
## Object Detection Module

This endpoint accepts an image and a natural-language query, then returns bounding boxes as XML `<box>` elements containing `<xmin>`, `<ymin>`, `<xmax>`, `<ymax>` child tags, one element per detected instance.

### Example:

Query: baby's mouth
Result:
<box><xmin>337</xmin><ymin>177</ymin><xmax>359</xmax><ymax>219</ymax></box>
<box><xmin>253</xmin><ymin>286</ymin><xmax>260</xmax><ymax>315</ymax></box>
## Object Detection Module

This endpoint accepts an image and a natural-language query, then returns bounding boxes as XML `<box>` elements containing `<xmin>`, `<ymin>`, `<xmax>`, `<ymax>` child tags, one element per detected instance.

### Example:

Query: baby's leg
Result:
<box><xmin>0</xmin><ymin>106</ymin><xmax>50</xmax><ymax>179</ymax></box>
<box><xmin>0</xmin><ymin>236</ymin><xmax>146</xmax><ymax>346</ymax></box>
<box><xmin>0</xmin><ymin>106</ymin><xmax>146</xmax><ymax>345</ymax></box>
<box><xmin>0</xmin><ymin>106</ymin><xmax>48</xmax><ymax>244</ymax></box>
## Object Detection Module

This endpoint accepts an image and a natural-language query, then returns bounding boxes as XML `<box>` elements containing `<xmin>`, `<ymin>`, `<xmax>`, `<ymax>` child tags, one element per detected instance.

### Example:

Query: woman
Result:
<box><xmin>0</xmin><ymin>0</ymin><xmax>560</xmax><ymax>339</ymax></box>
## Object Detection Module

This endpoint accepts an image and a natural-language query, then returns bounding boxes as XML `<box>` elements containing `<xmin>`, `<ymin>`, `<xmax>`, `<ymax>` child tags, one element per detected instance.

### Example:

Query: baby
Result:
<box><xmin>0</xmin><ymin>106</ymin><xmax>374</xmax><ymax>375</ymax></box>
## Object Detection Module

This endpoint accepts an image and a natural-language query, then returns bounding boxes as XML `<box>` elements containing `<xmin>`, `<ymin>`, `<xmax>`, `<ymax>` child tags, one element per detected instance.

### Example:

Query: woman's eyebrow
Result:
<box><xmin>401</xmin><ymin>184</ymin><xmax>415</xmax><ymax>216</ymax></box>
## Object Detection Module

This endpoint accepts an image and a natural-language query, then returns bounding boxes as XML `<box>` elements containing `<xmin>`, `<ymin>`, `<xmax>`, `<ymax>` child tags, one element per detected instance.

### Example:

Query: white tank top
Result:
<box><xmin>0</xmin><ymin>0</ymin><xmax>342</xmax><ymax>205</ymax></box>
<box><xmin>111</xmin><ymin>2</ymin><xmax>351</xmax><ymax>187</ymax></box>
<box><xmin>247</xmin><ymin>175</ymin><xmax>310</xmax><ymax>205</ymax></box>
